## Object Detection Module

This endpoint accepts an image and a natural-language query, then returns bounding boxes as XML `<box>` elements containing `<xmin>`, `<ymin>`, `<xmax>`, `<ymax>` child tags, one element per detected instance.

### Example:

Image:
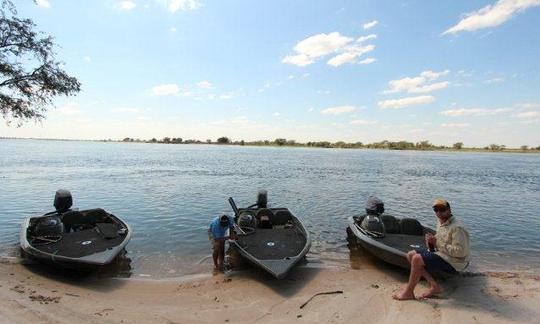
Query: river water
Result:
<box><xmin>1</xmin><ymin>139</ymin><xmax>539</xmax><ymax>277</ymax></box>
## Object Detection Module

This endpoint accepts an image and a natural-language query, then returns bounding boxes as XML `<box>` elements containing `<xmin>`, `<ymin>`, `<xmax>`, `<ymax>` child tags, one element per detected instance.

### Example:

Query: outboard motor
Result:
<box><xmin>34</xmin><ymin>215</ymin><xmax>64</xmax><ymax>236</ymax></box>
<box><xmin>361</xmin><ymin>215</ymin><xmax>385</xmax><ymax>235</ymax></box>
<box><xmin>257</xmin><ymin>190</ymin><xmax>267</xmax><ymax>209</ymax></box>
<box><xmin>238</xmin><ymin>211</ymin><xmax>256</xmax><ymax>228</ymax></box>
<box><xmin>54</xmin><ymin>189</ymin><xmax>73</xmax><ymax>214</ymax></box>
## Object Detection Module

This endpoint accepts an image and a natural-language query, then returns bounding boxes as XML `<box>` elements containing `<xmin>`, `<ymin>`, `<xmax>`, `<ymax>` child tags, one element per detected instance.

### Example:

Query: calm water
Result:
<box><xmin>1</xmin><ymin>139</ymin><xmax>539</xmax><ymax>277</ymax></box>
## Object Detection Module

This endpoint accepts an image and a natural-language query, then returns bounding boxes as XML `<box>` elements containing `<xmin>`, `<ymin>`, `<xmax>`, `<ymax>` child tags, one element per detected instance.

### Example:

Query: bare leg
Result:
<box><xmin>392</xmin><ymin>254</ymin><xmax>425</xmax><ymax>301</ymax></box>
<box><xmin>217</xmin><ymin>240</ymin><xmax>225</xmax><ymax>271</ymax></box>
<box><xmin>212</xmin><ymin>242</ymin><xmax>219</xmax><ymax>271</ymax></box>
<box><xmin>420</xmin><ymin>269</ymin><xmax>443</xmax><ymax>298</ymax></box>
<box><xmin>406</xmin><ymin>250</ymin><xmax>416</xmax><ymax>264</ymax></box>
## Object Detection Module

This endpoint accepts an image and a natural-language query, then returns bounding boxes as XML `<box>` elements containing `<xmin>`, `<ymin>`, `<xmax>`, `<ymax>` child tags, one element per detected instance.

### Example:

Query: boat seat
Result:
<box><xmin>401</xmin><ymin>218</ymin><xmax>423</xmax><ymax>236</ymax></box>
<box><xmin>256</xmin><ymin>208</ymin><xmax>273</xmax><ymax>229</ymax></box>
<box><xmin>381</xmin><ymin>215</ymin><xmax>401</xmax><ymax>234</ymax></box>
<box><xmin>272</xmin><ymin>210</ymin><xmax>292</xmax><ymax>226</ymax></box>
<box><xmin>81</xmin><ymin>208</ymin><xmax>109</xmax><ymax>222</ymax></box>
<box><xmin>96</xmin><ymin>222</ymin><xmax>119</xmax><ymax>239</ymax></box>
<box><xmin>62</xmin><ymin>209</ymin><xmax>104</xmax><ymax>232</ymax></box>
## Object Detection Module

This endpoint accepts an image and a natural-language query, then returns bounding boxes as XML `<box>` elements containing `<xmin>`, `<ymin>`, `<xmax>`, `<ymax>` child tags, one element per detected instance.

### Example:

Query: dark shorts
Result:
<box><xmin>415</xmin><ymin>249</ymin><xmax>457</xmax><ymax>274</ymax></box>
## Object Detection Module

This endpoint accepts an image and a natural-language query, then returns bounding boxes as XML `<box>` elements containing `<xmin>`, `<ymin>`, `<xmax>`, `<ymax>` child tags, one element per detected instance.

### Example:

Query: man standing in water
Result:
<box><xmin>393</xmin><ymin>198</ymin><xmax>470</xmax><ymax>300</ymax></box>
<box><xmin>208</xmin><ymin>214</ymin><xmax>236</xmax><ymax>273</ymax></box>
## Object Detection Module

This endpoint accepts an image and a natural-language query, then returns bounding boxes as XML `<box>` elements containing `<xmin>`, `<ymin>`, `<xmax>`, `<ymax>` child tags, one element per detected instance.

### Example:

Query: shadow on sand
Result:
<box><xmin>19</xmin><ymin>249</ymin><xmax>133</xmax><ymax>293</ymax></box>
<box><xmin>225</xmin><ymin>247</ymin><xmax>320</xmax><ymax>298</ymax></box>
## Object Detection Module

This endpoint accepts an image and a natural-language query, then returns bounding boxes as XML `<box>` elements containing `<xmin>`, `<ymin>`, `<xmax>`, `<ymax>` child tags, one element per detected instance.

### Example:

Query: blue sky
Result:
<box><xmin>1</xmin><ymin>0</ymin><xmax>540</xmax><ymax>147</ymax></box>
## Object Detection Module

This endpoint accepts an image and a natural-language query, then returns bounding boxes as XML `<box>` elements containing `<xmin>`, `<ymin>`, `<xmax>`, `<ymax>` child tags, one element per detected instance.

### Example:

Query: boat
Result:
<box><xmin>227</xmin><ymin>191</ymin><xmax>311</xmax><ymax>279</ymax></box>
<box><xmin>20</xmin><ymin>190</ymin><xmax>131</xmax><ymax>271</ymax></box>
<box><xmin>347</xmin><ymin>213</ymin><xmax>434</xmax><ymax>269</ymax></box>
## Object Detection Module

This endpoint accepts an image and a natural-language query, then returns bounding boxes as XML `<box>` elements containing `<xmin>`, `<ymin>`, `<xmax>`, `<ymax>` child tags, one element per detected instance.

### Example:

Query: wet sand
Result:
<box><xmin>1</xmin><ymin>257</ymin><xmax>540</xmax><ymax>324</ymax></box>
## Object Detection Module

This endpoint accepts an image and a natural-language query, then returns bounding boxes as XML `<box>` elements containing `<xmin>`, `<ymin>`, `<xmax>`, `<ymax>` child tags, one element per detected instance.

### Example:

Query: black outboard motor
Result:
<box><xmin>257</xmin><ymin>190</ymin><xmax>267</xmax><ymax>209</ymax></box>
<box><xmin>54</xmin><ymin>189</ymin><xmax>73</xmax><ymax>214</ymax></box>
<box><xmin>35</xmin><ymin>216</ymin><xmax>64</xmax><ymax>236</ymax></box>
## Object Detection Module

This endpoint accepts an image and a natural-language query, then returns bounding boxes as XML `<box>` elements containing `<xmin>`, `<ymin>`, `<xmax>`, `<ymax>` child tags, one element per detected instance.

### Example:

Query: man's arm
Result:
<box><xmin>443</xmin><ymin>228</ymin><xmax>469</xmax><ymax>258</ymax></box>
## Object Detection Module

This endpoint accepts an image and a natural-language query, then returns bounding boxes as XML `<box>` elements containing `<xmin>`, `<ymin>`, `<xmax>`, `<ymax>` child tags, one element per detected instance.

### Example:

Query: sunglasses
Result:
<box><xmin>433</xmin><ymin>206</ymin><xmax>447</xmax><ymax>212</ymax></box>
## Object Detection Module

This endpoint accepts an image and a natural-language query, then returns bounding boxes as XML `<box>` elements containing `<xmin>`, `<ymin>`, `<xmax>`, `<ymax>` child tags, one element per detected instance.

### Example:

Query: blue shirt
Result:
<box><xmin>209</xmin><ymin>216</ymin><xmax>235</xmax><ymax>239</ymax></box>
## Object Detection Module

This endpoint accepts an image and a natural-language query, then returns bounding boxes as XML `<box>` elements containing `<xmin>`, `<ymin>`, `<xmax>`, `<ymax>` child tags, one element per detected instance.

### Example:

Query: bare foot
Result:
<box><xmin>212</xmin><ymin>267</ymin><xmax>219</xmax><ymax>275</ymax></box>
<box><xmin>420</xmin><ymin>285</ymin><xmax>443</xmax><ymax>299</ymax></box>
<box><xmin>392</xmin><ymin>290</ymin><xmax>416</xmax><ymax>301</ymax></box>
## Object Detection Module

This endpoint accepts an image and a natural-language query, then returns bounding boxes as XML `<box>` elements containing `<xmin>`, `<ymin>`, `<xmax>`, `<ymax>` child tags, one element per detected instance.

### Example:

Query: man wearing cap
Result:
<box><xmin>208</xmin><ymin>214</ymin><xmax>237</xmax><ymax>273</ymax></box>
<box><xmin>393</xmin><ymin>198</ymin><xmax>470</xmax><ymax>301</ymax></box>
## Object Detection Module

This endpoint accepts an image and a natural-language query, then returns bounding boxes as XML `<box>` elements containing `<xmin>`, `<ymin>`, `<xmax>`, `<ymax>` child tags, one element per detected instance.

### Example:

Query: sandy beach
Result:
<box><xmin>1</xmin><ymin>257</ymin><xmax>539</xmax><ymax>324</ymax></box>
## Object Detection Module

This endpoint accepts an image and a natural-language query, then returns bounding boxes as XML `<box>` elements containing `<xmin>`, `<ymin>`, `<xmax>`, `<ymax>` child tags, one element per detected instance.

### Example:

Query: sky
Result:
<box><xmin>1</xmin><ymin>0</ymin><xmax>540</xmax><ymax>147</ymax></box>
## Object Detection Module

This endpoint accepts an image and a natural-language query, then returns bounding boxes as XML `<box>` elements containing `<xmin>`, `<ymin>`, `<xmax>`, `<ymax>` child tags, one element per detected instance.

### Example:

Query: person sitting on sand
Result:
<box><xmin>393</xmin><ymin>198</ymin><xmax>470</xmax><ymax>301</ymax></box>
<box><xmin>208</xmin><ymin>213</ymin><xmax>237</xmax><ymax>273</ymax></box>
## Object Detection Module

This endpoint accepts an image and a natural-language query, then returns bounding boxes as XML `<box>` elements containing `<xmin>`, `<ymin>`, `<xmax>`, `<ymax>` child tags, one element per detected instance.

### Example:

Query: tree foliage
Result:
<box><xmin>217</xmin><ymin>136</ymin><xmax>230</xmax><ymax>144</ymax></box>
<box><xmin>1</xmin><ymin>1</ymin><xmax>80</xmax><ymax>124</ymax></box>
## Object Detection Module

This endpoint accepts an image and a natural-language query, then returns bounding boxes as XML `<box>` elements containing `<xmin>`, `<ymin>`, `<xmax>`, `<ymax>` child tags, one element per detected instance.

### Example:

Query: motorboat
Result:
<box><xmin>20</xmin><ymin>190</ymin><xmax>131</xmax><ymax>271</ymax></box>
<box><xmin>228</xmin><ymin>191</ymin><xmax>311</xmax><ymax>279</ymax></box>
<box><xmin>347</xmin><ymin>213</ymin><xmax>434</xmax><ymax>269</ymax></box>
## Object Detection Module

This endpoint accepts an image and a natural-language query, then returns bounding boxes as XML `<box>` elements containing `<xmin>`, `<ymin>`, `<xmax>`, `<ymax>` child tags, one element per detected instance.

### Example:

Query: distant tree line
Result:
<box><xmin>117</xmin><ymin>136</ymin><xmax>540</xmax><ymax>152</ymax></box>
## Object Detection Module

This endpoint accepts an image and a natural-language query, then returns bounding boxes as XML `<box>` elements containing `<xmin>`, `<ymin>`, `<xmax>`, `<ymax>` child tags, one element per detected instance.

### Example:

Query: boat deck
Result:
<box><xmin>236</xmin><ymin>227</ymin><xmax>307</xmax><ymax>260</ymax></box>
<box><xmin>32</xmin><ymin>225</ymin><xmax>125</xmax><ymax>258</ymax></box>
<box><xmin>373</xmin><ymin>234</ymin><xmax>427</xmax><ymax>253</ymax></box>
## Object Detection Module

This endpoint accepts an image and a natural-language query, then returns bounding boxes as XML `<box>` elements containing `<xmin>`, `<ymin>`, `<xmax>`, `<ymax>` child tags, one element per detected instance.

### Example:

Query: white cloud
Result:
<box><xmin>118</xmin><ymin>0</ymin><xmax>136</xmax><ymax>10</ymax></box>
<box><xmin>350</xmin><ymin>119</ymin><xmax>375</xmax><ymax>125</ymax></box>
<box><xmin>357</xmin><ymin>34</ymin><xmax>377</xmax><ymax>43</ymax></box>
<box><xmin>283</xmin><ymin>31</ymin><xmax>379</xmax><ymax>67</ymax></box>
<box><xmin>320</xmin><ymin>105</ymin><xmax>357</xmax><ymax>115</ymax></box>
<box><xmin>196</xmin><ymin>80</ymin><xmax>213</xmax><ymax>89</ymax></box>
<box><xmin>359</xmin><ymin>57</ymin><xmax>376</xmax><ymax>65</ymax></box>
<box><xmin>515</xmin><ymin>111</ymin><xmax>540</xmax><ymax>118</ymax></box>
<box><xmin>327</xmin><ymin>44</ymin><xmax>375</xmax><ymax>67</ymax></box>
<box><xmin>327</xmin><ymin>52</ymin><xmax>359</xmax><ymax>67</ymax></box>
<box><xmin>168</xmin><ymin>0</ymin><xmax>201</xmax><ymax>12</ymax></box>
<box><xmin>443</xmin><ymin>0</ymin><xmax>540</xmax><ymax>35</ymax></box>
<box><xmin>170</xmin><ymin>27</ymin><xmax>177</xmax><ymax>32</ymax></box>
<box><xmin>516</xmin><ymin>102</ymin><xmax>540</xmax><ymax>109</ymax></box>
<box><xmin>282</xmin><ymin>32</ymin><xmax>353</xmax><ymax>67</ymax></box>
<box><xmin>378</xmin><ymin>95</ymin><xmax>435</xmax><ymax>109</ymax></box>
<box><xmin>440</xmin><ymin>107</ymin><xmax>512</xmax><ymax>116</ymax></box>
<box><xmin>420</xmin><ymin>70</ymin><xmax>450</xmax><ymax>80</ymax></box>
<box><xmin>150</xmin><ymin>84</ymin><xmax>180</xmax><ymax>96</ymax></box>
<box><xmin>83</xmin><ymin>56</ymin><xmax>91</xmax><ymax>62</ymax></box>
<box><xmin>441</xmin><ymin>123</ymin><xmax>470</xmax><ymax>128</ymax></box>
<box><xmin>363</xmin><ymin>20</ymin><xmax>378</xmax><ymax>30</ymax></box>
<box><xmin>36</xmin><ymin>0</ymin><xmax>51</xmax><ymax>8</ymax></box>
<box><xmin>384</xmin><ymin>70</ymin><xmax>450</xmax><ymax>94</ymax></box>
<box><xmin>484</xmin><ymin>77</ymin><xmax>505</xmax><ymax>84</ymax></box>
<box><xmin>273</xmin><ymin>112</ymin><xmax>281</xmax><ymax>117</ymax></box>
<box><xmin>282</xmin><ymin>54</ymin><xmax>314</xmax><ymax>67</ymax></box>
<box><xmin>409</xmin><ymin>81</ymin><xmax>450</xmax><ymax>93</ymax></box>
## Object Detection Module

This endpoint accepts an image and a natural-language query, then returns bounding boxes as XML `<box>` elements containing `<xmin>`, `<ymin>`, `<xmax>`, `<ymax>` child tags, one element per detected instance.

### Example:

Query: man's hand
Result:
<box><xmin>425</xmin><ymin>234</ymin><xmax>436</xmax><ymax>251</ymax></box>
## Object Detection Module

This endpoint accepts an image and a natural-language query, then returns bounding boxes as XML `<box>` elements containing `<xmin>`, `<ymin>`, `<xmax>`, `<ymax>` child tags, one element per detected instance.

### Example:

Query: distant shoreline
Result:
<box><xmin>1</xmin><ymin>136</ymin><xmax>539</xmax><ymax>154</ymax></box>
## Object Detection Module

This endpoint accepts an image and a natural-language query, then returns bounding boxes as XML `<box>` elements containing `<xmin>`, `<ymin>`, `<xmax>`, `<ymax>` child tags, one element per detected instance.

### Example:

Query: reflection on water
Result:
<box><xmin>1</xmin><ymin>139</ymin><xmax>539</xmax><ymax>277</ymax></box>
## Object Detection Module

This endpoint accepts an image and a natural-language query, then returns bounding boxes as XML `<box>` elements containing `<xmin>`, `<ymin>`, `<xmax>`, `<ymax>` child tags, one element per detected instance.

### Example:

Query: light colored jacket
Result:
<box><xmin>435</xmin><ymin>216</ymin><xmax>470</xmax><ymax>272</ymax></box>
